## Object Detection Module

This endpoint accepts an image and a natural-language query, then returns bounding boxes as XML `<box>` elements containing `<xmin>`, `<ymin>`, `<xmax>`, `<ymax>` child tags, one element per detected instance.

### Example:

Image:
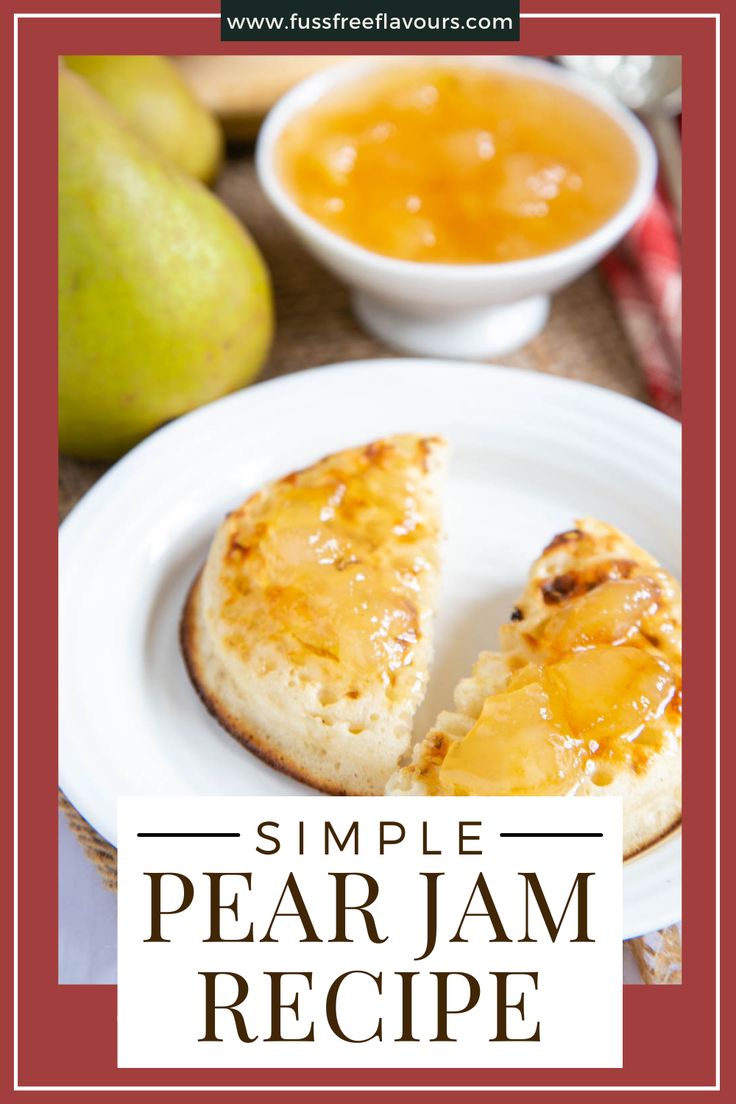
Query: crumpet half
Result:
<box><xmin>182</xmin><ymin>435</ymin><xmax>446</xmax><ymax>795</ymax></box>
<box><xmin>387</xmin><ymin>519</ymin><xmax>682</xmax><ymax>859</ymax></box>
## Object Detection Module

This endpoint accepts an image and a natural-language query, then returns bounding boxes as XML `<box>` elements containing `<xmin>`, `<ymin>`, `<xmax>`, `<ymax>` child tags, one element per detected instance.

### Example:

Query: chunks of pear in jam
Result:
<box><xmin>439</xmin><ymin>683</ymin><xmax>586</xmax><ymax>797</ymax></box>
<box><xmin>438</xmin><ymin>644</ymin><xmax>676</xmax><ymax>796</ymax></box>
<box><xmin>543</xmin><ymin>645</ymin><xmax>675</xmax><ymax>745</ymax></box>
<box><xmin>248</xmin><ymin>481</ymin><xmax>422</xmax><ymax>676</ymax></box>
<box><xmin>540</xmin><ymin>577</ymin><xmax>660</xmax><ymax>654</ymax></box>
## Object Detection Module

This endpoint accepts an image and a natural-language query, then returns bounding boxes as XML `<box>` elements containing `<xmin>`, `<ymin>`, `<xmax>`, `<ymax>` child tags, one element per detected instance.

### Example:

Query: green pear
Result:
<box><xmin>59</xmin><ymin>67</ymin><xmax>273</xmax><ymax>460</ymax></box>
<box><xmin>64</xmin><ymin>55</ymin><xmax>223</xmax><ymax>184</ymax></box>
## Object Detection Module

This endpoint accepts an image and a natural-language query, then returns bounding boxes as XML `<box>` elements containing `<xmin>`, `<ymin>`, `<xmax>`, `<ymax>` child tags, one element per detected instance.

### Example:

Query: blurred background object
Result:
<box><xmin>174</xmin><ymin>55</ymin><xmax>348</xmax><ymax>140</ymax></box>
<box><xmin>59</xmin><ymin>62</ymin><xmax>273</xmax><ymax>460</ymax></box>
<box><xmin>255</xmin><ymin>56</ymin><xmax>657</xmax><ymax>360</ymax></box>
<box><xmin>65</xmin><ymin>55</ymin><xmax>224</xmax><ymax>184</ymax></box>
<box><xmin>556</xmin><ymin>56</ymin><xmax>682</xmax><ymax>223</ymax></box>
<box><xmin>556</xmin><ymin>55</ymin><xmax>681</xmax><ymax>112</ymax></box>
<box><xmin>556</xmin><ymin>56</ymin><xmax>682</xmax><ymax>417</ymax></box>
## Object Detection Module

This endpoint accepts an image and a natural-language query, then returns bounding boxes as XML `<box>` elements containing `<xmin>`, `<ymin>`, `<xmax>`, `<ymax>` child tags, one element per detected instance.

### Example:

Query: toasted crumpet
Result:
<box><xmin>182</xmin><ymin>435</ymin><xmax>447</xmax><ymax>795</ymax></box>
<box><xmin>387</xmin><ymin>519</ymin><xmax>681</xmax><ymax>859</ymax></box>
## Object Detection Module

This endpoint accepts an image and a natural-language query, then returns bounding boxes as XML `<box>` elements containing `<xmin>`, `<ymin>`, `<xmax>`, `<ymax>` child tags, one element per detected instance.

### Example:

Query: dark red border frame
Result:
<box><xmin>3</xmin><ymin>0</ymin><xmax>724</xmax><ymax>1099</ymax></box>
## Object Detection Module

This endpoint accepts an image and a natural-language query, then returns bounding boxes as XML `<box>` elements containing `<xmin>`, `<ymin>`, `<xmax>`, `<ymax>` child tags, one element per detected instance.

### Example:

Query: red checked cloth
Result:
<box><xmin>600</xmin><ymin>190</ymin><xmax>682</xmax><ymax>420</ymax></box>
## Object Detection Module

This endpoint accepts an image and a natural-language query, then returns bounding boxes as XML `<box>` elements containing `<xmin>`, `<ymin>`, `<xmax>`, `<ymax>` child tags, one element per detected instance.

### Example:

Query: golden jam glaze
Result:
<box><xmin>217</xmin><ymin>436</ymin><xmax>443</xmax><ymax>693</ymax></box>
<box><xmin>276</xmin><ymin>65</ymin><xmax>638</xmax><ymax>264</ymax></box>
<box><xmin>439</xmin><ymin>644</ymin><xmax>677</xmax><ymax>796</ymax></box>
<box><xmin>438</xmin><ymin>559</ymin><xmax>681</xmax><ymax>799</ymax></box>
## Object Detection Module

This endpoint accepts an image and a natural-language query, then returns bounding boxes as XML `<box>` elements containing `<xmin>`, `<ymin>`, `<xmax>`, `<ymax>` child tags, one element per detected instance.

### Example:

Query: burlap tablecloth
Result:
<box><xmin>58</xmin><ymin>156</ymin><xmax>679</xmax><ymax>984</ymax></box>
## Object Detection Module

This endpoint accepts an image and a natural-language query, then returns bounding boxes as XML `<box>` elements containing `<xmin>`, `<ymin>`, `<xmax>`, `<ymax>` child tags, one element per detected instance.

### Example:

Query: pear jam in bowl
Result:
<box><xmin>275</xmin><ymin>63</ymin><xmax>639</xmax><ymax>265</ymax></box>
<box><xmin>257</xmin><ymin>58</ymin><xmax>656</xmax><ymax>356</ymax></box>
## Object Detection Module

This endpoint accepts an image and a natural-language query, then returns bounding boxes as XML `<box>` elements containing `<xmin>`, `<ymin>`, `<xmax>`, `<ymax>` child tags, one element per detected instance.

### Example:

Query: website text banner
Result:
<box><xmin>118</xmin><ymin>795</ymin><xmax>622</xmax><ymax>1069</ymax></box>
<box><xmin>220</xmin><ymin>3</ymin><xmax>520</xmax><ymax>41</ymax></box>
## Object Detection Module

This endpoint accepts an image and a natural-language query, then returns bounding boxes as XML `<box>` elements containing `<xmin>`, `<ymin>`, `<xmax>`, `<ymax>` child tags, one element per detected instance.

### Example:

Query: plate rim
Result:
<box><xmin>60</xmin><ymin>358</ymin><xmax>681</xmax><ymax>544</ymax></box>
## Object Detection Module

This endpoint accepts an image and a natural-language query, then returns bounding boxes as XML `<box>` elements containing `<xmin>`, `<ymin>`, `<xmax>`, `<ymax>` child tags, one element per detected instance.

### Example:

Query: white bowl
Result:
<box><xmin>256</xmin><ymin>56</ymin><xmax>657</xmax><ymax>359</ymax></box>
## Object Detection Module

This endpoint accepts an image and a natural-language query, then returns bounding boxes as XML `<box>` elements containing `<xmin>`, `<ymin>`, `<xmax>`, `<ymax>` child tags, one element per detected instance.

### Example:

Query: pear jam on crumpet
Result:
<box><xmin>276</xmin><ymin>64</ymin><xmax>638</xmax><ymax>264</ymax></box>
<box><xmin>387</xmin><ymin>520</ymin><xmax>682</xmax><ymax>859</ymax></box>
<box><xmin>439</xmin><ymin>573</ymin><xmax>680</xmax><ymax>797</ymax></box>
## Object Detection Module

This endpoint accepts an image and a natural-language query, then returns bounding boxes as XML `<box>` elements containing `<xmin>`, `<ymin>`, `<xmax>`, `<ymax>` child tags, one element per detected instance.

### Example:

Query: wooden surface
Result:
<box><xmin>174</xmin><ymin>56</ymin><xmax>350</xmax><ymax>140</ymax></box>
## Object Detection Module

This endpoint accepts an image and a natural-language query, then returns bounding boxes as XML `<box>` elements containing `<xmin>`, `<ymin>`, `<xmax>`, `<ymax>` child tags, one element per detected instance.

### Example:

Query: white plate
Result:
<box><xmin>59</xmin><ymin>359</ymin><xmax>681</xmax><ymax>938</ymax></box>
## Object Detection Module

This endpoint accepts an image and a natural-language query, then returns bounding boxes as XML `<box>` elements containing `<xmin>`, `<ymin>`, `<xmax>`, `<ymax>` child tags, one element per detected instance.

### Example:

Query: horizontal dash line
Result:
<box><xmin>136</xmin><ymin>832</ymin><xmax>241</xmax><ymax>838</ymax></box>
<box><xmin>500</xmin><ymin>832</ymin><xmax>603</xmax><ymax>838</ymax></box>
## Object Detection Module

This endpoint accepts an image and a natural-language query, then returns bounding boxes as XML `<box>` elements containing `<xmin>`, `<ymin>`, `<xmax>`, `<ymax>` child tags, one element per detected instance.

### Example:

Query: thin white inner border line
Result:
<box><xmin>14</xmin><ymin>8</ymin><xmax>719</xmax><ymax>1095</ymax></box>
